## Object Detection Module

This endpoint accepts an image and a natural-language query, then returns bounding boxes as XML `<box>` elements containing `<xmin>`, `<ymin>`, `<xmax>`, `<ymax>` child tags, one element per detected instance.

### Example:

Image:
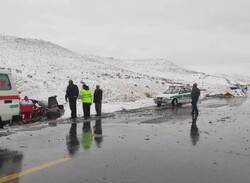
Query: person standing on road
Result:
<box><xmin>80</xmin><ymin>83</ymin><xmax>92</xmax><ymax>119</ymax></box>
<box><xmin>191</xmin><ymin>83</ymin><xmax>200</xmax><ymax>115</ymax></box>
<box><xmin>93</xmin><ymin>85</ymin><xmax>103</xmax><ymax>117</ymax></box>
<box><xmin>20</xmin><ymin>96</ymin><xmax>35</xmax><ymax>124</ymax></box>
<box><xmin>65</xmin><ymin>80</ymin><xmax>79</xmax><ymax>119</ymax></box>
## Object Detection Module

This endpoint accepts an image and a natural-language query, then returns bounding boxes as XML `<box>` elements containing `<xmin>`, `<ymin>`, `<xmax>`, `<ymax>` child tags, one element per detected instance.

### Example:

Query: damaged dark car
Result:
<box><xmin>31</xmin><ymin>95</ymin><xmax>65</xmax><ymax>122</ymax></box>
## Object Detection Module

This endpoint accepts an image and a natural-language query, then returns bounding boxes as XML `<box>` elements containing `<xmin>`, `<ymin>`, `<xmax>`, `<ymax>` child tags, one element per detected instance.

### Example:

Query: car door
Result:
<box><xmin>182</xmin><ymin>87</ymin><xmax>192</xmax><ymax>103</ymax></box>
<box><xmin>178</xmin><ymin>88</ymin><xmax>186</xmax><ymax>102</ymax></box>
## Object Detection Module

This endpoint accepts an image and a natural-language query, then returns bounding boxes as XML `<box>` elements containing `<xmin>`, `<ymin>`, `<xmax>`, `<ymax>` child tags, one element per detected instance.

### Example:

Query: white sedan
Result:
<box><xmin>154</xmin><ymin>85</ymin><xmax>192</xmax><ymax>106</ymax></box>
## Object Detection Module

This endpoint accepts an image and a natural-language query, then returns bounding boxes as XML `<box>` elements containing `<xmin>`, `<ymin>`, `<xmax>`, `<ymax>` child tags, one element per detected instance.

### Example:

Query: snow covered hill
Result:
<box><xmin>0</xmin><ymin>35</ymin><xmax>166</xmax><ymax>102</ymax></box>
<box><xmin>0</xmin><ymin>34</ymin><xmax>234</xmax><ymax>115</ymax></box>
<box><xmin>218</xmin><ymin>73</ymin><xmax>250</xmax><ymax>85</ymax></box>
<box><xmin>86</xmin><ymin>55</ymin><xmax>230</xmax><ymax>94</ymax></box>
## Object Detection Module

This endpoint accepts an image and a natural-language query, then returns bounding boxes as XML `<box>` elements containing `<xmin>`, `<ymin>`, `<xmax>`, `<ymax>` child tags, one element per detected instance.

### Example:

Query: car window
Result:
<box><xmin>185</xmin><ymin>88</ymin><xmax>192</xmax><ymax>93</ymax></box>
<box><xmin>164</xmin><ymin>87</ymin><xmax>174</xmax><ymax>94</ymax></box>
<box><xmin>172</xmin><ymin>87</ymin><xmax>181</xmax><ymax>94</ymax></box>
<box><xmin>179</xmin><ymin>88</ymin><xmax>186</xmax><ymax>94</ymax></box>
<box><xmin>164</xmin><ymin>87</ymin><xmax>181</xmax><ymax>94</ymax></box>
<box><xmin>0</xmin><ymin>74</ymin><xmax>11</xmax><ymax>90</ymax></box>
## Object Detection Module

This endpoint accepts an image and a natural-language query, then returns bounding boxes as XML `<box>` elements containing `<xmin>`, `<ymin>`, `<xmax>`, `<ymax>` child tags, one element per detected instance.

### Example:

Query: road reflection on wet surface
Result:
<box><xmin>0</xmin><ymin>149</ymin><xmax>23</xmax><ymax>183</ymax></box>
<box><xmin>66</xmin><ymin>123</ymin><xmax>79</xmax><ymax>157</ymax></box>
<box><xmin>0</xmin><ymin>95</ymin><xmax>250</xmax><ymax>183</ymax></box>
<box><xmin>190</xmin><ymin>114</ymin><xmax>200</xmax><ymax>146</ymax></box>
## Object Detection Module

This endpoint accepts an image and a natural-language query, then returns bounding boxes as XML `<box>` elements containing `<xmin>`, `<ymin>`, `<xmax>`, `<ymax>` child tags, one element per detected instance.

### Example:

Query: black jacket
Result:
<box><xmin>65</xmin><ymin>84</ymin><xmax>79</xmax><ymax>100</ymax></box>
<box><xmin>94</xmin><ymin>89</ymin><xmax>103</xmax><ymax>103</ymax></box>
<box><xmin>191</xmin><ymin>87</ymin><xmax>200</xmax><ymax>102</ymax></box>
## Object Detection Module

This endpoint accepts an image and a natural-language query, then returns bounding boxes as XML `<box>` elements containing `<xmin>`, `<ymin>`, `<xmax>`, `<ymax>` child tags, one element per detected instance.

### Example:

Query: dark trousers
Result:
<box><xmin>191</xmin><ymin>100</ymin><xmax>198</xmax><ymax>114</ymax></box>
<box><xmin>95</xmin><ymin>102</ymin><xmax>102</xmax><ymax>116</ymax></box>
<box><xmin>82</xmin><ymin>103</ymin><xmax>91</xmax><ymax>119</ymax></box>
<box><xmin>69</xmin><ymin>98</ymin><xmax>77</xmax><ymax>118</ymax></box>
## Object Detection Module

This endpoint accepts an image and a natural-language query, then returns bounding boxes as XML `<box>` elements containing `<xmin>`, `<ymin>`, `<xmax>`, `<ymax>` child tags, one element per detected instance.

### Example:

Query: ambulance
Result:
<box><xmin>0</xmin><ymin>69</ymin><xmax>20</xmax><ymax>128</ymax></box>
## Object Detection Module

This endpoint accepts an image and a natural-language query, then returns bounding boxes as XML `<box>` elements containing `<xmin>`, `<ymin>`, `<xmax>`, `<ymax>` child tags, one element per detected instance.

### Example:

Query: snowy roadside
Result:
<box><xmin>62</xmin><ymin>98</ymin><xmax>156</xmax><ymax>119</ymax></box>
<box><xmin>63</xmin><ymin>90</ymin><xmax>212</xmax><ymax>119</ymax></box>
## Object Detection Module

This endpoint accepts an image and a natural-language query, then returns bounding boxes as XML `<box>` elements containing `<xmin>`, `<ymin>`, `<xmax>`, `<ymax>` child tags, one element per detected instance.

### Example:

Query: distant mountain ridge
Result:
<box><xmin>0</xmin><ymin>34</ymin><xmax>230</xmax><ymax>104</ymax></box>
<box><xmin>86</xmin><ymin>55</ymin><xmax>229</xmax><ymax>91</ymax></box>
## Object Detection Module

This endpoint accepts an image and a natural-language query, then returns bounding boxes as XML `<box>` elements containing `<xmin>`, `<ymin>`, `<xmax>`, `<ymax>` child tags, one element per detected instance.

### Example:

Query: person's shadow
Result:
<box><xmin>93</xmin><ymin>119</ymin><xmax>103</xmax><ymax>148</ymax></box>
<box><xmin>66</xmin><ymin>123</ymin><xmax>80</xmax><ymax>156</ymax></box>
<box><xmin>190</xmin><ymin>114</ymin><xmax>200</xmax><ymax>146</ymax></box>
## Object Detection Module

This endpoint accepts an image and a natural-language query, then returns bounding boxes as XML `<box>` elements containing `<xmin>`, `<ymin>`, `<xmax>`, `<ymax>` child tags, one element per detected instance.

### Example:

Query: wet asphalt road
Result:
<box><xmin>0</xmin><ymin>95</ymin><xmax>250</xmax><ymax>183</ymax></box>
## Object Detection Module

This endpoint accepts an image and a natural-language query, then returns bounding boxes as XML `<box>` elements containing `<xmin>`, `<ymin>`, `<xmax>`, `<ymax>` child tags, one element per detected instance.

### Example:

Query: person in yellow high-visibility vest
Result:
<box><xmin>79</xmin><ymin>83</ymin><xmax>92</xmax><ymax>119</ymax></box>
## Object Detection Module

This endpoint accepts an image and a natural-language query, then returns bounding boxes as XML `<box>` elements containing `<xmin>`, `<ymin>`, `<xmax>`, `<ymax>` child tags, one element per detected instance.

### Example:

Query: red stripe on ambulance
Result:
<box><xmin>0</xmin><ymin>95</ymin><xmax>20</xmax><ymax>100</ymax></box>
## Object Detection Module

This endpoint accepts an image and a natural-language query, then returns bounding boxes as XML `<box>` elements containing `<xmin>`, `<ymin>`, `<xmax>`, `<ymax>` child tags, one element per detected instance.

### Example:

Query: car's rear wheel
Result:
<box><xmin>171</xmin><ymin>98</ymin><xmax>178</xmax><ymax>106</ymax></box>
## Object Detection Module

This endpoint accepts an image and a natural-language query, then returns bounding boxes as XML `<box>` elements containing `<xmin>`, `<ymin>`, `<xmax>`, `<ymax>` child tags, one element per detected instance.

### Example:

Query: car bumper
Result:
<box><xmin>154</xmin><ymin>98</ymin><xmax>172</xmax><ymax>104</ymax></box>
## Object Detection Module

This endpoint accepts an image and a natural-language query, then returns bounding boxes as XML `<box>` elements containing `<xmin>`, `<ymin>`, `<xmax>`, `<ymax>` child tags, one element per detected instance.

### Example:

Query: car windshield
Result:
<box><xmin>164</xmin><ymin>87</ymin><xmax>181</xmax><ymax>94</ymax></box>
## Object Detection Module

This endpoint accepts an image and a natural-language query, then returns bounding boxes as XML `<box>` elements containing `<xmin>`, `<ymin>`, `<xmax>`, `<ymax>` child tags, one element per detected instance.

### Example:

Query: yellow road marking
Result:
<box><xmin>0</xmin><ymin>157</ymin><xmax>71</xmax><ymax>183</ymax></box>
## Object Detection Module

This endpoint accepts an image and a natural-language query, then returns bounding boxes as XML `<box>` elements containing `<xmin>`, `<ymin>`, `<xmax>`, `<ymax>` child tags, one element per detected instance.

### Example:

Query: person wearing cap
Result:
<box><xmin>93</xmin><ymin>85</ymin><xmax>103</xmax><ymax>116</ymax></box>
<box><xmin>65</xmin><ymin>80</ymin><xmax>79</xmax><ymax>119</ymax></box>
<box><xmin>191</xmin><ymin>83</ymin><xmax>200</xmax><ymax>115</ymax></box>
<box><xmin>79</xmin><ymin>83</ymin><xmax>92</xmax><ymax>120</ymax></box>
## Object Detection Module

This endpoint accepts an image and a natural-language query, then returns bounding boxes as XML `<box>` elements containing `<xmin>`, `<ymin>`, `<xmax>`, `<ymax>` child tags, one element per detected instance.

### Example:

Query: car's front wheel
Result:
<box><xmin>171</xmin><ymin>98</ymin><xmax>178</xmax><ymax>106</ymax></box>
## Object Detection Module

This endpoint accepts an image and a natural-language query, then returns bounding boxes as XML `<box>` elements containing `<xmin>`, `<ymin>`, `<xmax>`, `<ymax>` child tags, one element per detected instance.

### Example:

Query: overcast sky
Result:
<box><xmin>1</xmin><ymin>0</ymin><xmax>249</xmax><ymax>76</ymax></box>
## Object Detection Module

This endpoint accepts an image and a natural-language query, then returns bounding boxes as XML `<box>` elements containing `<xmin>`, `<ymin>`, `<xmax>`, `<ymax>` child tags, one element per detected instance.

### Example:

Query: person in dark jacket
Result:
<box><xmin>65</xmin><ymin>80</ymin><xmax>79</xmax><ymax>119</ymax></box>
<box><xmin>93</xmin><ymin>85</ymin><xmax>103</xmax><ymax>116</ymax></box>
<box><xmin>191</xmin><ymin>83</ymin><xmax>200</xmax><ymax>115</ymax></box>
